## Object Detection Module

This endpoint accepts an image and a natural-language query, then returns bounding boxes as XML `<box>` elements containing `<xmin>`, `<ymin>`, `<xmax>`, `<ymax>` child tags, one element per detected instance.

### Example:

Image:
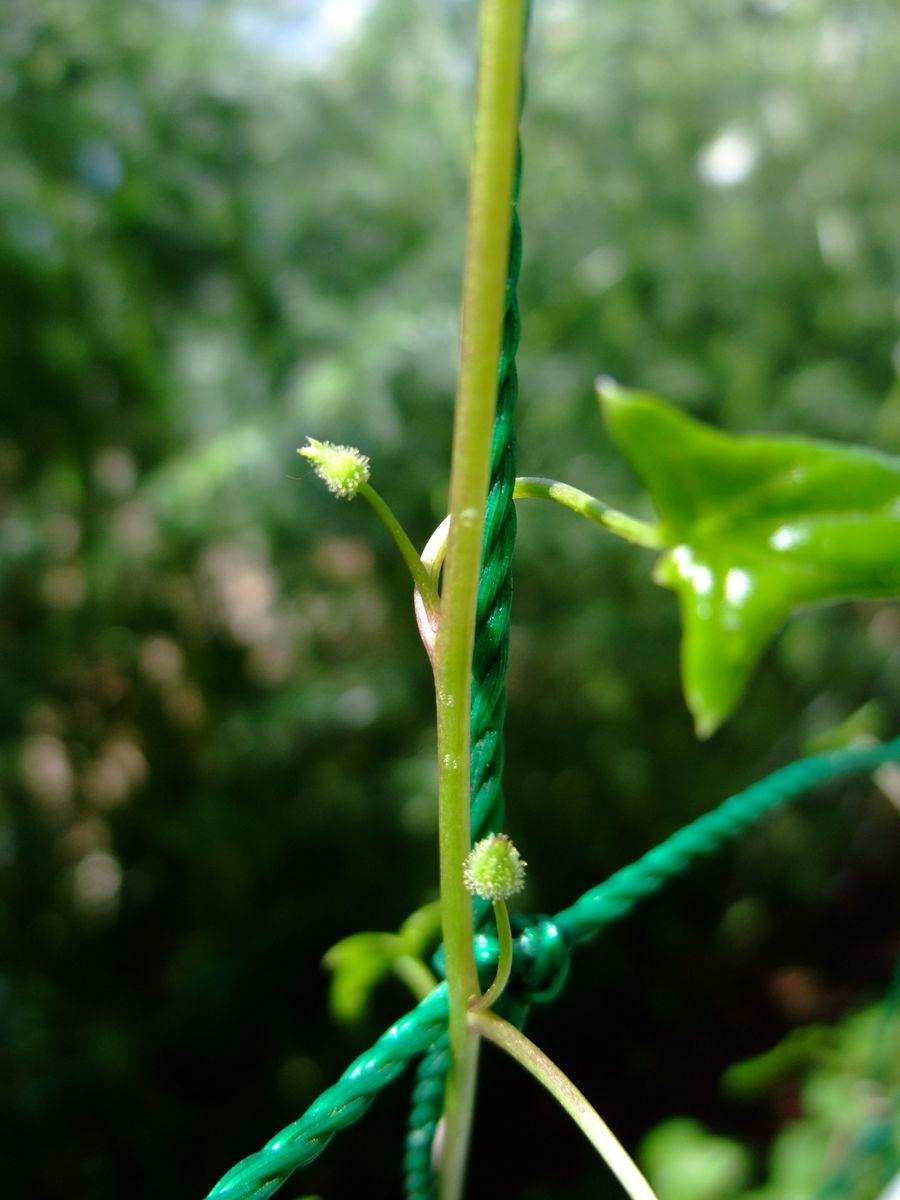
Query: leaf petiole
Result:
<box><xmin>420</xmin><ymin>480</ymin><xmax>661</xmax><ymax>594</ymax></box>
<box><xmin>514</xmin><ymin>477</ymin><xmax>663</xmax><ymax>548</ymax></box>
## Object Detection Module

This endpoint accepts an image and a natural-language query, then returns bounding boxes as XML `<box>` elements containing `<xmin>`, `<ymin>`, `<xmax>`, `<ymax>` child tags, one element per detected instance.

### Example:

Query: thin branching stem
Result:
<box><xmin>469</xmin><ymin>900</ymin><xmax>513</xmax><ymax>1012</ymax></box>
<box><xmin>358</xmin><ymin>481</ymin><xmax>441</xmax><ymax>623</ymax></box>
<box><xmin>469</xmin><ymin>1010</ymin><xmax>661</xmax><ymax>1200</ymax></box>
<box><xmin>393</xmin><ymin>955</ymin><xmax>440</xmax><ymax>1004</ymax></box>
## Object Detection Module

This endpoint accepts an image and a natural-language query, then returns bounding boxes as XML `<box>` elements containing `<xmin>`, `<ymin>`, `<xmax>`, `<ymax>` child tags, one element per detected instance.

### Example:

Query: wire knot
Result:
<box><xmin>510</xmin><ymin>916</ymin><xmax>571</xmax><ymax>1006</ymax></box>
<box><xmin>436</xmin><ymin>915</ymin><xmax>571</xmax><ymax>1010</ymax></box>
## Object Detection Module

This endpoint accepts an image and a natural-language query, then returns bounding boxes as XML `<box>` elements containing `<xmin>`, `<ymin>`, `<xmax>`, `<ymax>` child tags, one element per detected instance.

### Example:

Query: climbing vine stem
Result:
<box><xmin>434</xmin><ymin>0</ymin><xmax>524</xmax><ymax>1196</ymax></box>
<box><xmin>468</xmin><ymin>1010</ymin><xmax>661</xmax><ymax>1200</ymax></box>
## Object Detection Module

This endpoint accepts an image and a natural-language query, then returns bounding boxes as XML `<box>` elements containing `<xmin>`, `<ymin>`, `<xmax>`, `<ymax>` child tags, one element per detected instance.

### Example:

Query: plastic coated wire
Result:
<box><xmin>553</xmin><ymin>735</ymin><xmax>900</xmax><ymax>944</ymax></box>
<box><xmin>204</xmin><ymin>735</ymin><xmax>900</xmax><ymax>1200</ymax></box>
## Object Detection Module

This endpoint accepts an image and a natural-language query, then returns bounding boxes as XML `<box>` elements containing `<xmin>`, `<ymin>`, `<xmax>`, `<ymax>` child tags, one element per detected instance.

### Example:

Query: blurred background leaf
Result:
<box><xmin>642</xmin><ymin>991</ymin><xmax>900</xmax><ymax>1199</ymax></box>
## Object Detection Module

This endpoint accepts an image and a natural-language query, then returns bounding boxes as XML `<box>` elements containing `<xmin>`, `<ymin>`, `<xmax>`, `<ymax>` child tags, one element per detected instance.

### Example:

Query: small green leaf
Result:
<box><xmin>322</xmin><ymin>931</ymin><xmax>398</xmax><ymax>1024</ymax></box>
<box><xmin>599</xmin><ymin>381</ymin><xmax>900</xmax><ymax>736</ymax></box>
<box><xmin>322</xmin><ymin>900</ymin><xmax>441</xmax><ymax>1024</ymax></box>
<box><xmin>722</xmin><ymin>1025</ymin><xmax>831</xmax><ymax>1098</ymax></box>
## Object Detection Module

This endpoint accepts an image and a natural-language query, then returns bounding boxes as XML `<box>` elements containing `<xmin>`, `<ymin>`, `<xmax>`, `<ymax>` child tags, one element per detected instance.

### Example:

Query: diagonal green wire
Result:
<box><xmin>206</xmin><ymin>986</ymin><xmax>449</xmax><ymax>1200</ymax></box>
<box><xmin>467</xmin><ymin>145</ymin><xmax>522</xmax><ymax>859</ymax></box>
<box><xmin>205</xmin><ymin>735</ymin><xmax>900</xmax><ymax>1200</ymax></box>
<box><xmin>552</xmin><ymin>736</ymin><xmax>900</xmax><ymax>944</ymax></box>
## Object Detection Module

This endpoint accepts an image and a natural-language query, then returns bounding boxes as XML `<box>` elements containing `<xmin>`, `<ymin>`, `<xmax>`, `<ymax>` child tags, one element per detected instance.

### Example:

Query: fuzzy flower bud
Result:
<box><xmin>298</xmin><ymin>437</ymin><xmax>370</xmax><ymax>499</ymax></box>
<box><xmin>463</xmin><ymin>834</ymin><xmax>526</xmax><ymax>901</ymax></box>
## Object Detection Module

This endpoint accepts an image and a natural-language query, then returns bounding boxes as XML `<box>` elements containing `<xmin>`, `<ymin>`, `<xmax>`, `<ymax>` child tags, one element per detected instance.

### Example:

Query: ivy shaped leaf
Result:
<box><xmin>599</xmin><ymin>381</ymin><xmax>900</xmax><ymax>737</ymax></box>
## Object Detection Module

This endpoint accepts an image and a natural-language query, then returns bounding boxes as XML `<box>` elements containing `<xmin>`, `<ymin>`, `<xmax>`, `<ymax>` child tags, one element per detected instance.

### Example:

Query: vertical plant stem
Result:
<box><xmin>435</xmin><ymin>2</ymin><xmax>524</xmax><ymax>1197</ymax></box>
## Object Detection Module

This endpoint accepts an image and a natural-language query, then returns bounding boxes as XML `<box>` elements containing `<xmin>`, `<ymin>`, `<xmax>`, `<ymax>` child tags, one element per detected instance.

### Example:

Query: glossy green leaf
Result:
<box><xmin>599</xmin><ymin>381</ymin><xmax>900</xmax><ymax>736</ymax></box>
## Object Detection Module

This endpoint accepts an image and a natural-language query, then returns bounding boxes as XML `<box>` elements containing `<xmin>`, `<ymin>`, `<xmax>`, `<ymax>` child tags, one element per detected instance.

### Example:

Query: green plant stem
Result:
<box><xmin>468</xmin><ymin>1011</ymin><xmax>661</xmax><ymax>1200</ymax></box>
<box><xmin>434</xmin><ymin>0</ymin><xmax>524</xmax><ymax>1196</ymax></box>
<box><xmin>469</xmin><ymin>900</ymin><xmax>512</xmax><ymax>1012</ymax></box>
<box><xmin>421</xmin><ymin>514</ymin><xmax>451</xmax><ymax>584</ymax></box>
<box><xmin>358</xmin><ymin>480</ymin><xmax>441</xmax><ymax>624</ymax></box>
<box><xmin>422</xmin><ymin>478</ymin><xmax>660</xmax><ymax>589</ymax></box>
<box><xmin>393</xmin><ymin>955</ymin><xmax>439</xmax><ymax>1004</ymax></box>
<box><xmin>514</xmin><ymin>477</ymin><xmax>663</xmax><ymax>548</ymax></box>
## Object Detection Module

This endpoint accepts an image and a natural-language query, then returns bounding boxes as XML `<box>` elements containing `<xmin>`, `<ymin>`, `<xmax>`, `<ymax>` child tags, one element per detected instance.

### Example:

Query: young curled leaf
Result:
<box><xmin>598</xmin><ymin>380</ymin><xmax>900</xmax><ymax>737</ymax></box>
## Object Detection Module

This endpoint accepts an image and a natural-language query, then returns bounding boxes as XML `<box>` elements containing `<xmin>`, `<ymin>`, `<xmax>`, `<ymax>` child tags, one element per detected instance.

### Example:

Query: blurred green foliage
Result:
<box><xmin>1</xmin><ymin>0</ymin><xmax>898</xmax><ymax>1197</ymax></box>
<box><xmin>641</xmin><ymin>989</ymin><xmax>900</xmax><ymax>1198</ymax></box>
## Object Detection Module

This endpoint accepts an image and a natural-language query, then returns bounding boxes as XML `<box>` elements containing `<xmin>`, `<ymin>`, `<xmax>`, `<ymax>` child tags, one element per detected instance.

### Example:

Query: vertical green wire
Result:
<box><xmin>468</xmin><ymin>144</ymin><xmax>522</xmax><ymax>860</ymax></box>
<box><xmin>469</xmin><ymin>0</ymin><xmax>529</xmax><ymax>930</ymax></box>
<box><xmin>403</xmin><ymin>20</ymin><xmax>528</xmax><ymax>1197</ymax></box>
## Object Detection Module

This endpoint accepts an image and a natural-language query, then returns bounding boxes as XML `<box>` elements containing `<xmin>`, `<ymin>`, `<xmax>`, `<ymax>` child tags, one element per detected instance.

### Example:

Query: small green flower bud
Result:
<box><xmin>463</xmin><ymin>834</ymin><xmax>526</xmax><ymax>901</ymax></box>
<box><xmin>299</xmin><ymin>437</ymin><xmax>370</xmax><ymax>499</ymax></box>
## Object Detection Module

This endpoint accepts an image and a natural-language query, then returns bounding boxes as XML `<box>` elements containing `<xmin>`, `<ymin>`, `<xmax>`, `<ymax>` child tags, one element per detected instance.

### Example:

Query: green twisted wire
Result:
<box><xmin>206</xmin><ymin>986</ymin><xmax>449</xmax><ymax>1200</ymax></box>
<box><xmin>403</xmin><ymin>1032</ymin><xmax>449</xmax><ymax>1198</ymax></box>
<box><xmin>205</xmin><ymin>735</ymin><xmax>900</xmax><ymax>1200</ymax></box>
<box><xmin>469</xmin><ymin>141</ymin><xmax>523</xmax><ymax>856</ymax></box>
<box><xmin>552</xmin><ymin>735</ymin><xmax>900</xmax><ymax>944</ymax></box>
